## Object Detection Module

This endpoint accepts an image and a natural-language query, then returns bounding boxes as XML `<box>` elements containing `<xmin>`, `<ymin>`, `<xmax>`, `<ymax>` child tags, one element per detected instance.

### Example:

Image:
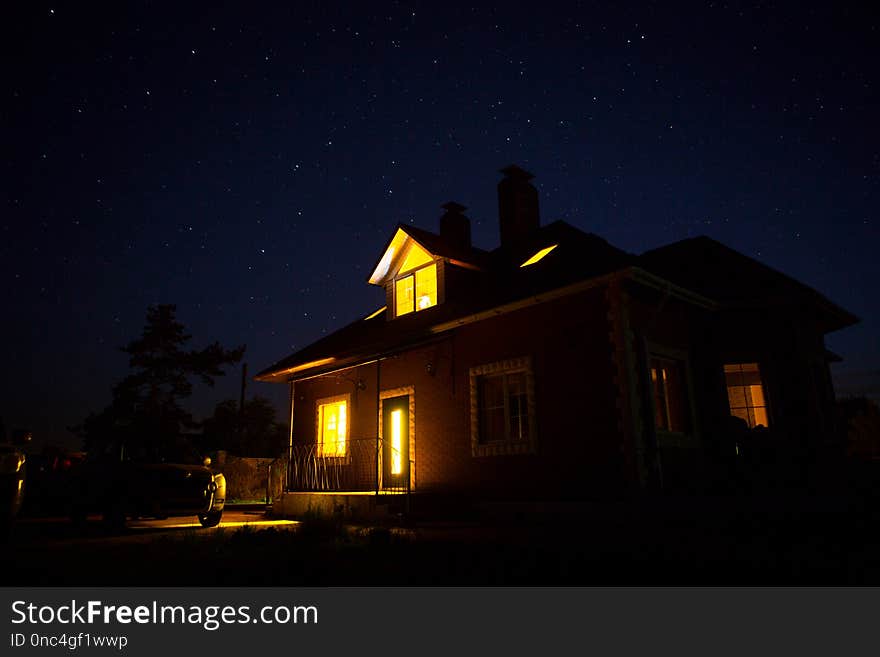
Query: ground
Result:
<box><xmin>2</xmin><ymin>495</ymin><xmax>878</xmax><ymax>585</ymax></box>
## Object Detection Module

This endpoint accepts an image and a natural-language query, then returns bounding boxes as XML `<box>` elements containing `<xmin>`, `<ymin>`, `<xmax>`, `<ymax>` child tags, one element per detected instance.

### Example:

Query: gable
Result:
<box><xmin>399</xmin><ymin>241</ymin><xmax>433</xmax><ymax>274</ymax></box>
<box><xmin>368</xmin><ymin>228</ymin><xmax>441</xmax><ymax>286</ymax></box>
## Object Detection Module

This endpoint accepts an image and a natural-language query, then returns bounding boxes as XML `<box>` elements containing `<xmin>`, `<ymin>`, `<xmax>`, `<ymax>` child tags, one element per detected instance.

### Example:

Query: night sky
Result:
<box><xmin>3</xmin><ymin>2</ymin><xmax>878</xmax><ymax>449</ymax></box>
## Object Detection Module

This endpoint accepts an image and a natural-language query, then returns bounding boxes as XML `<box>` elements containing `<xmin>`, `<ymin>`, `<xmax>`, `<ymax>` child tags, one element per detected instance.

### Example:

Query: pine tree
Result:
<box><xmin>75</xmin><ymin>304</ymin><xmax>244</xmax><ymax>454</ymax></box>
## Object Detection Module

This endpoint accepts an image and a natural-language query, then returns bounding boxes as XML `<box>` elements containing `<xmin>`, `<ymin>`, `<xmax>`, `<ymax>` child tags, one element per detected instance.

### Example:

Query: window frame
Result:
<box><xmin>314</xmin><ymin>393</ymin><xmax>351</xmax><ymax>459</ymax></box>
<box><xmin>469</xmin><ymin>356</ymin><xmax>537</xmax><ymax>457</ymax></box>
<box><xmin>645</xmin><ymin>343</ymin><xmax>699</xmax><ymax>448</ymax></box>
<box><xmin>723</xmin><ymin>362</ymin><xmax>771</xmax><ymax>429</ymax></box>
<box><xmin>393</xmin><ymin>260</ymin><xmax>439</xmax><ymax>317</ymax></box>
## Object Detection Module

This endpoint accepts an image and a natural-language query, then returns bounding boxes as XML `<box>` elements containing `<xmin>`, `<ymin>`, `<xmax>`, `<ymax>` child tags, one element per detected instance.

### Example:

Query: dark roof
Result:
<box><xmin>256</xmin><ymin>220</ymin><xmax>631</xmax><ymax>382</ymax></box>
<box><xmin>400</xmin><ymin>224</ymin><xmax>490</xmax><ymax>267</ymax></box>
<box><xmin>366</xmin><ymin>223</ymin><xmax>490</xmax><ymax>285</ymax></box>
<box><xmin>257</xmin><ymin>226</ymin><xmax>858</xmax><ymax>383</ymax></box>
<box><xmin>638</xmin><ymin>236</ymin><xmax>859</xmax><ymax>331</ymax></box>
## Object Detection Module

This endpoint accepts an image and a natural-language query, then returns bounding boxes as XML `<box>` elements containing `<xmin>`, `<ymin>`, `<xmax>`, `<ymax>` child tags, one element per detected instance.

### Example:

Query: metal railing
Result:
<box><xmin>287</xmin><ymin>436</ymin><xmax>409</xmax><ymax>494</ymax></box>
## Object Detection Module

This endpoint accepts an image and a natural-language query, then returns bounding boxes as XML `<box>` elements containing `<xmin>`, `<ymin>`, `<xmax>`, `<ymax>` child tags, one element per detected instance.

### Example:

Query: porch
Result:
<box><xmin>274</xmin><ymin>436</ymin><xmax>411</xmax><ymax>520</ymax></box>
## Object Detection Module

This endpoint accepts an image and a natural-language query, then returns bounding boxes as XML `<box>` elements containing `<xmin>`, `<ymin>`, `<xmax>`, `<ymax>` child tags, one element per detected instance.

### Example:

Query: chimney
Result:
<box><xmin>497</xmin><ymin>164</ymin><xmax>540</xmax><ymax>248</ymax></box>
<box><xmin>439</xmin><ymin>201</ymin><xmax>472</xmax><ymax>249</ymax></box>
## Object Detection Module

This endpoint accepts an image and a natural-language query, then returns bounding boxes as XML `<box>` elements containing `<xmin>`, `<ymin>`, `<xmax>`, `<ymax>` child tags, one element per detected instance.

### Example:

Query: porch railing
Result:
<box><xmin>287</xmin><ymin>436</ymin><xmax>410</xmax><ymax>494</ymax></box>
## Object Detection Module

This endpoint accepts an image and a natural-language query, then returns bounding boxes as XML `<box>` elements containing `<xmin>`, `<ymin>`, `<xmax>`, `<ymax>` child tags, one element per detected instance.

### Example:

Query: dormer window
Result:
<box><xmin>395</xmin><ymin>262</ymin><xmax>437</xmax><ymax>316</ymax></box>
<box><xmin>368</xmin><ymin>222</ymin><xmax>478</xmax><ymax>320</ymax></box>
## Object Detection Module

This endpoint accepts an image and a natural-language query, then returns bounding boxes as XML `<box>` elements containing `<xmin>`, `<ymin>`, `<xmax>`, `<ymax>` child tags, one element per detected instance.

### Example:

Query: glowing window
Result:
<box><xmin>650</xmin><ymin>357</ymin><xmax>688</xmax><ymax>433</ymax></box>
<box><xmin>395</xmin><ymin>263</ymin><xmax>437</xmax><ymax>316</ymax></box>
<box><xmin>395</xmin><ymin>276</ymin><xmax>414</xmax><ymax>316</ymax></box>
<box><xmin>415</xmin><ymin>264</ymin><xmax>437</xmax><ymax>310</ymax></box>
<box><xmin>390</xmin><ymin>409</ymin><xmax>403</xmax><ymax>475</ymax></box>
<box><xmin>317</xmin><ymin>398</ymin><xmax>347</xmax><ymax>457</ymax></box>
<box><xmin>399</xmin><ymin>242</ymin><xmax>433</xmax><ymax>274</ymax></box>
<box><xmin>724</xmin><ymin>363</ymin><xmax>769</xmax><ymax>428</ymax></box>
<box><xmin>520</xmin><ymin>244</ymin><xmax>558</xmax><ymax>267</ymax></box>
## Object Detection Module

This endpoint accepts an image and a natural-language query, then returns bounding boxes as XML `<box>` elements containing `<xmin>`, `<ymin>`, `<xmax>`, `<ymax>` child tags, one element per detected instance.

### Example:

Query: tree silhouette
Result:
<box><xmin>202</xmin><ymin>396</ymin><xmax>288</xmax><ymax>457</ymax></box>
<box><xmin>75</xmin><ymin>304</ymin><xmax>244</xmax><ymax>454</ymax></box>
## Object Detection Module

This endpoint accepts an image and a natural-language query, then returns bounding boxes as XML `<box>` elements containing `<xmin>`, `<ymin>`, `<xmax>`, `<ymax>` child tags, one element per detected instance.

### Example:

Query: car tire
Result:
<box><xmin>198</xmin><ymin>510</ymin><xmax>222</xmax><ymax>528</ymax></box>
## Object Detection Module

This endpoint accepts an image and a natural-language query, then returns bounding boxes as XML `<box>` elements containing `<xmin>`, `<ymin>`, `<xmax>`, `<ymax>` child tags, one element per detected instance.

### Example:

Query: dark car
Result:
<box><xmin>68</xmin><ymin>437</ymin><xmax>226</xmax><ymax>528</ymax></box>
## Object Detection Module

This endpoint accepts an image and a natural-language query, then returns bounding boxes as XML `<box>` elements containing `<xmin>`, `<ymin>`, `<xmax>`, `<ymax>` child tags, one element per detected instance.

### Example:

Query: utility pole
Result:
<box><xmin>239</xmin><ymin>362</ymin><xmax>248</xmax><ymax>450</ymax></box>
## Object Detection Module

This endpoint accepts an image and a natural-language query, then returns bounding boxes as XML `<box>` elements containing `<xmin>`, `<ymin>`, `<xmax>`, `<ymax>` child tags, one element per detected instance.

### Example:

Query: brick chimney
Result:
<box><xmin>439</xmin><ymin>201</ymin><xmax>472</xmax><ymax>249</ymax></box>
<box><xmin>497</xmin><ymin>165</ymin><xmax>540</xmax><ymax>248</ymax></box>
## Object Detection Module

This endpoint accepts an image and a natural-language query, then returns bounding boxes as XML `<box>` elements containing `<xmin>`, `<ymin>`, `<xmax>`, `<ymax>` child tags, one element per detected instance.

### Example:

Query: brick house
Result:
<box><xmin>256</xmin><ymin>166</ymin><xmax>857</xmax><ymax>505</ymax></box>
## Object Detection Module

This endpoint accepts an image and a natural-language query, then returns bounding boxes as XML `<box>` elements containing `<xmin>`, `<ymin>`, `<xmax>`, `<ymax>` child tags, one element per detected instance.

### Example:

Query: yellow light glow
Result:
<box><xmin>395</xmin><ymin>276</ymin><xmax>414</xmax><ymax>316</ymax></box>
<box><xmin>399</xmin><ymin>242</ymin><xmax>433</xmax><ymax>274</ymax></box>
<box><xmin>364</xmin><ymin>306</ymin><xmax>386</xmax><ymax>320</ymax></box>
<box><xmin>415</xmin><ymin>263</ymin><xmax>437</xmax><ymax>310</ymax></box>
<box><xmin>276</xmin><ymin>357</ymin><xmax>336</xmax><ymax>377</ymax></box>
<box><xmin>520</xmin><ymin>244</ymin><xmax>558</xmax><ymax>267</ymax></box>
<box><xmin>391</xmin><ymin>409</ymin><xmax>402</xmax><ymax>475</ymax></box>
<box><xmin>369</xmin><ymin>229</ymin><xmax>408</xmax><ymax>284</ymax></box>
<box><xmin>318</xmin><ymin>400</ymin><xmax>347</xmax><ymax>457</ymax></box>
<box><xmin>338</xmin><ymin>404</ymin><xmax>346</xmax><ymax>448</ymax></box>
<box><xmin>724</xmin><ymin>362</ymin><xmax>770</xmax><ymax>429</ymax></box>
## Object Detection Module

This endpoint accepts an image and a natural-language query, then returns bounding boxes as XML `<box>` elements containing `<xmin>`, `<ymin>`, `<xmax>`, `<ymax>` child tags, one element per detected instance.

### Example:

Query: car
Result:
<box><xmin>67</xmin><ymin>436</ymin><xmax>226</xmax><ymax>528</ymax></box>
<box><xmin>0</xmin><ymin>430</ymin><xmax>29</xmax><ymax>534</ymax></box>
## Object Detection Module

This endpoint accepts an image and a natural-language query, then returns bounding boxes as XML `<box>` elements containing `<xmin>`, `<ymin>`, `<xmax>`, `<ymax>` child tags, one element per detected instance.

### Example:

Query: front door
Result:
<box><xmin>382</xmin><ymin>395</ymin><xmax>410</xmax><ymax>489</ymax></box>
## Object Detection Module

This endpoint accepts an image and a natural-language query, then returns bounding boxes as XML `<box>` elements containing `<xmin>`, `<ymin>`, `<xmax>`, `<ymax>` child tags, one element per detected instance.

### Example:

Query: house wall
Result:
<box><xmin>708</xmin><ymin>307</ymin><xmax>844</xmax><ymax>482</ymax></box>
<box><xmin>619</xmin><ymin>282</ymin><xmax>723</xmax><ymax>491</ymax></box>
<box><xmin>619</xmin><ymin>280</ymin><xmax>844</xmax><ymax>491</ymax></box>
<box><xmin>290</xmin><ymin>284</ymin><xmax>625</xmax><ymax>500</ymax></box>
<box><xmin>290</xmin><ymin>278</ymin><xmax>842</xmax><ymax>498</ymax></box>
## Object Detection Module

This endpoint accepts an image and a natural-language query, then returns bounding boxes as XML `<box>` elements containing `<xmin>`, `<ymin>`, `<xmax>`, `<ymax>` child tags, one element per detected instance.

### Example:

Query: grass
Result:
<box><xmin>3</xmin><ymin>495</ymin><xmax>879</xmax><ymax>586</ymax></box>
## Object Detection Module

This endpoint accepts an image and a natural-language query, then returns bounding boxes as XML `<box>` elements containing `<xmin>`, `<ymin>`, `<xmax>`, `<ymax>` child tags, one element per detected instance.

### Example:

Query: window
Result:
<box><xmin>650</xmin><ymin>357</ymin><xmax>688</xmax><ymax>433</ymax></box>
<box><xmin>469</xmin><ymin>357</ymin><xmax>536</xmax><ymax>456</ymax></box>
<box><xmin>724</xmin><ymin>363</ymin><xmax>769</xmax><ymax>428</ymax></box>
<box><xmin>395</xmin><ymin>276</ymin><xmax>414</xmax><ymax>316</ymax></box>
<box><xmin>316</xmin><ymin>395</ymin><xmax>348</xmax><ymax>457</ymax></box>
<box><xmin>395</xmin><ymin>262</ymin><xmax>437</xmax><ymax>316</ymax></box>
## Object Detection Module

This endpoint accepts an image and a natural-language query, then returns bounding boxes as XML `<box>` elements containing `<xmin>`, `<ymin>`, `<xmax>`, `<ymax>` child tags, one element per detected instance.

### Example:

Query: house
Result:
<box><xmin>256</xmin><ymin>165</ymin><xmax>858</xmax><ymax>511</ymax></box>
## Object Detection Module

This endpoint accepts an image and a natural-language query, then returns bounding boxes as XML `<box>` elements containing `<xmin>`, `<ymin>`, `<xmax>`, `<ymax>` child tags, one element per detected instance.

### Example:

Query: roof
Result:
<box><xmin>639</xmin><ymin>236</ymin><xmax>859</xmax><ymax>332</ymax></box>
<box><xmin>256</xmin><ymin>225</ymin><xmax>859</xmax><ymax>383</ymax></box>
<box><xmin>256</xmin><ymin>220</ymin><xmax>632</xmax><ymax>382</ymax></box>
<box><xmin>367</xmin><ymin>223</ymin><xmax>489</xmax><ymax>285</ymax></box>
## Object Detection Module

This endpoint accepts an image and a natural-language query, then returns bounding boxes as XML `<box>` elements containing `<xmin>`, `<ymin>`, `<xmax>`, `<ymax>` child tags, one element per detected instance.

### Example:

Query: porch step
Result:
<box><xmin>272</xmin><ymin>492</ymin><xmax>407</xmax><ymax>521</ymax></box>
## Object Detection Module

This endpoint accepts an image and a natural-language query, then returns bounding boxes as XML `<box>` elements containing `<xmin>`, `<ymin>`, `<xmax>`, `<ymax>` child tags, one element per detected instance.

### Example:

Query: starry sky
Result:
<box><xmin>3</xmin><ymin>2</ymin><xmax>878</xmax><ymax>449</ymax></box>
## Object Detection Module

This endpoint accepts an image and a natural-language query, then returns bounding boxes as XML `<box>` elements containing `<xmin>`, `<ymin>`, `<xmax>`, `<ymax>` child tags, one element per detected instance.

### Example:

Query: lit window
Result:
<box><xmin>395</xmin><ymin>276</ymin><xmax>414</xmax><ymax>316</ymax></box>
<box><xmin>415</xmin><ymin>263</ymin><xmax>437</xmax><ymax>310</ymax></box>
<box><xmin>520</xmin><ymin>244</ymin><xmax>558</xmax><ymax>267</ymax></box>
<box><xmin>317</xmin><ymin>397</ymin><xmax>348</xmax><ymax>457</ymax></box>
<box><xmin>724</xmin><ymin>363</ymin><xmax>769</xmax><ymax>428</ymax></box>
<box><xmin>395</xmin><ymin>263</ymin><xmax>437</xmax><ymax>316</ymax></box>
<box><xmin>650</xmin><ymin>357</ymin><xmax>688</xmax><ymax>433</ymax></box>
<box><xmin>390</xmin><ymin>409</ymin><xmax>403</xmax><ymax>475</ymax></box>
<box><xmin>469</xmin><ymin>357</ymin><xmax>536</xmax><ymax>456</ymax></box>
